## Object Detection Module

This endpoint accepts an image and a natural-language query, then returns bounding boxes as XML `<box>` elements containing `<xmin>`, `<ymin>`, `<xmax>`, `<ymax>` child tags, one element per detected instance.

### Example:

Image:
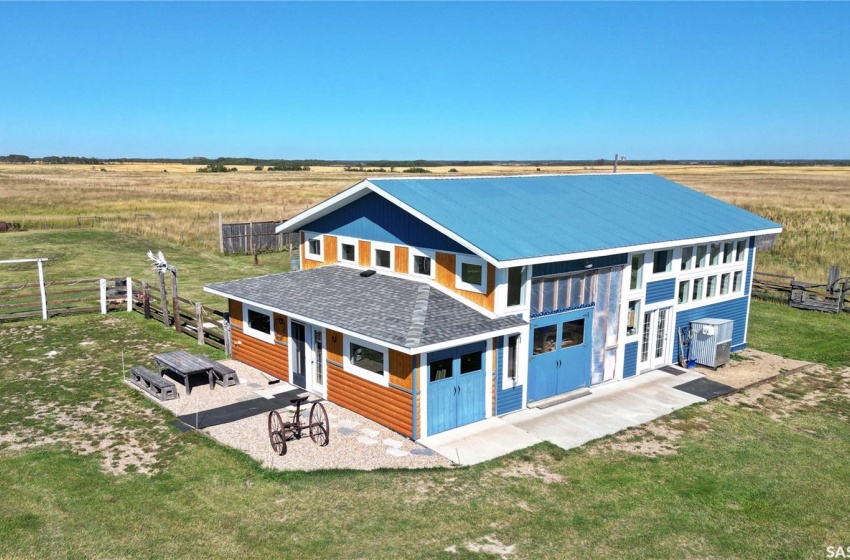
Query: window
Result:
<box><xmin>733</xmin><ymin>270</ymin><xmax>743</xmax><ymax>292</ymax></box>
<box><xmin>692</xmin><ymin>278</ymin><xmax>704</xmax><ymax>301</ymax></box>
<box><xmin>709</xmin><ymin>243</ymin><xmax>720</xmax><ymax>266</ymax></box>
<box><xmin>678</xmin><ymin>280</ymin><xmax>690</xmax><ymax>304</ymax></box>
<box><xmin>706</xmin><ymin>275</ymin><xmax>718</xmax><ymax>298</ymax></box>
<box><xmin>374</xmin><ymin>248</ymin><xmax>391</xmax><ymax>269</ymax></box>
<box><xmin>507</xmin><ymin>335</ymin><xmax>519</xmax><ymax>382</ymax></box>
<box><xmin>695</xmin><ymin>246</ymin><xmax>707</xmax><ymax>268</ymax></box>
<box><xmin>413</xmin><ymin>255</ymin><xmax>431</xmax><ymax>276</ymax></box>
<box><xmin>736</xmin><ymin>239</ymin><xmax>747</xmax><ymax>262</ymax></box>
<box><xmin>723</xmin><ymin>241</ymin><xmax>735</xmax><ymax>264</ymax></box>
<box><xmin>720</xmin><ymin>273</ymin><xmax>731</xmax><ymax>295</ymax></box>
<box><xmin>653</xmin><ymin>250</ymin><xmax>672</xmax><ymax>274</ymax></box>
<box><xmin>430</xmin><ymin>357</ymin><xmax>453</xmax><ymax>381</ymax></box>
<box><xmin>561</xmin><ymin>319</ymin><xmax>585</xmax><ymax>348</ymax></box>
<box><xmin>350</xmin><ymin>342</ymin><xmax>384</xmax><ymax>375</ymax></box>
<box><xmin>456</xmin><ymin>255</ymin><xmax>487</xmax><ymax>293</ymax></box>
<box><xmin>681</xmin><ymin>247</ymin><xmax>693</xmax><ymax>270</ymax></box>
<box><xmin>460</xmin><ymin>351</ymin><xmax>482</xmax><ymax>374</ymax></box>
<box><xmin>506</xmin><ymin>266</ymin><xmax>527</xmax><ymax>307</ymax></box>
<box><xmin>533</xmin><ymin>325</ymin><xmax>557</xmax><ymax>355</ymax></box>
<box><xmin>309</xmin><ymin>238</ymin><xmax>321</xmax><ymax>255</ymax></box>
<box><xmin>242</xmin><ymin>305</ymin><xmax>274</xmax><ymax>343</ymax></box>
<box><xmin>630</xmin><ymin>253</ymin><xmax>644</xmax><ymax>290</ymax></box>
<box><xmin>341</xmin><ymin>242</ymin><xmax>356</xmax><ymax>262</ymax></box>
<box><xmin>305</xmin><ymin>234</ymin><xmax>323</xmax><ymax>261</ymax></box>
<box><xmin>626</xmin><ymin>300</ymin><xmax>641</xmax><ymax>336</ymax></box>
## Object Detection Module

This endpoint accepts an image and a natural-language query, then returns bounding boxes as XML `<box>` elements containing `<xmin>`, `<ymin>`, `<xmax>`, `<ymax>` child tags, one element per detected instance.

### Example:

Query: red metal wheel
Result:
<box><xmin>268</xmin><ymin>411</ymin><xmax>285</xmax><ymax>454</ymax></box>
<box><xmin>309</xmin><ymin>402</ymin><xmax>330</xmax><ymax>447</ymax></box>
<box><xmin>270</xmin><ymin>430</ymin><xmax>287</xmax><ymax>456</ymax></box>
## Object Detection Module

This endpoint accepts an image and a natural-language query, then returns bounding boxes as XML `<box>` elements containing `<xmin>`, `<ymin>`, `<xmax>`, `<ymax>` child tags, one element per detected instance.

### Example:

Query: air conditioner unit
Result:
<box><xmin>690</xmin><ymin>318</ymin><xmax>734</xmax><ymax>368</ymax></box>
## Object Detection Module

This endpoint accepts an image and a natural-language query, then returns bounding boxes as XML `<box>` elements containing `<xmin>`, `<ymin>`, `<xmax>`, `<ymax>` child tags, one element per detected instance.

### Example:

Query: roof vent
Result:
<box><xmin>360</xmin><ymin>269</ymin><xmax>377</xmax><ymax>278</ymax></box>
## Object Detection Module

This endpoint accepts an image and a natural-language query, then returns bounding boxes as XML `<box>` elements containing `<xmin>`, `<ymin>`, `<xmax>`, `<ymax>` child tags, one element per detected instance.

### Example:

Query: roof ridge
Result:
<box><xmin>367</xmin><ymin>172</ymin><xmax>653</xmax><ymax>181</ymax></box>
<box><xmin>403</xmin><ymin>283</ymin><xmax>431</xmax><ymax>347</ymax></box>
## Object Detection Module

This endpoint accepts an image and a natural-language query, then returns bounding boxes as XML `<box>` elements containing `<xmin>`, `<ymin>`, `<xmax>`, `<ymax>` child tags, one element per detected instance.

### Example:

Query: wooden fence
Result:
<box><xmin>0</xmin><ymin>277</ymin><xmax>131</xmax><ymax>322</ymax></box>
<box><xmin>218</xmin><ymin>217</ymin><xmax>299</xmax><ymax>255</ymax></box>
<box><xmin>753</xmin><ymin>267</ymin><xmax>849</xmax><ymax>313</ymax></box>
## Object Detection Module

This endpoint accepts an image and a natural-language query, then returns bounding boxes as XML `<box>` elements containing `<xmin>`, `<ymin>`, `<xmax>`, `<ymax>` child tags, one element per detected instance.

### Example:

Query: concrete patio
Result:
<box><xmin>420</xmin><ymin>368</ymin><xmax>707</xmax><ymax>465</ymax></box>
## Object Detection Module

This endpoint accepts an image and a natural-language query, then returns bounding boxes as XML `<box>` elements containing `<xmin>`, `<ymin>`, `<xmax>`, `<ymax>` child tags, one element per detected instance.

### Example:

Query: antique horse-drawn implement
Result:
<box><xmin>268</xmin><ymin>395</ymin><xmax>330</xmax><ymax>455</ymax></box>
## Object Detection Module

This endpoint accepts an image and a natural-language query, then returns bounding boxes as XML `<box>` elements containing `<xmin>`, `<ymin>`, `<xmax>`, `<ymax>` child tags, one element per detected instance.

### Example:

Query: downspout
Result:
<box><xmin>411</xmin><ymin>354</ymin><xmax>419</xmax><ymax>440</ymax></box>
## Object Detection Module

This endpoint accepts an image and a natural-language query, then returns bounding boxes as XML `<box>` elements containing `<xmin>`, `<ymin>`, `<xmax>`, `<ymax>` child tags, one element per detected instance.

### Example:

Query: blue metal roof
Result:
<box><xmin>368</xmin><ymin>174</ymin><xmax>781</xmax><ymax>262</ymax></box>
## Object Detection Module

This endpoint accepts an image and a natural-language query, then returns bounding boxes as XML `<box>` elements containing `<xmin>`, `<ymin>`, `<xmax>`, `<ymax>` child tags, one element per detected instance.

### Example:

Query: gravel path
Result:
<box><xmin>128</xmin><ymin>359</ymin><xmax>452</xmax><ymax>471</ymax></box>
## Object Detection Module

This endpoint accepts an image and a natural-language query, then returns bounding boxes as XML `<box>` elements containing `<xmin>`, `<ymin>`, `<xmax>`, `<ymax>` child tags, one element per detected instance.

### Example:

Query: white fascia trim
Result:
<box><xmin>275</xmin><ymin>181</ymin><xmax>373</xmax><ymax>233</ymax></box>
<box><xmin>412</xmin><ymin>325</ymin><xmax>527</xmax><ymax>355</ymax></box>
<box><xmin>366</xmin><ymin>182</ymin><xmax>502</xmax><ymax>267</ymax></box>
<box><xmin>497</xmin><ymin>227</ymin><xmax>783</xmax><ymax>268</ymax></box>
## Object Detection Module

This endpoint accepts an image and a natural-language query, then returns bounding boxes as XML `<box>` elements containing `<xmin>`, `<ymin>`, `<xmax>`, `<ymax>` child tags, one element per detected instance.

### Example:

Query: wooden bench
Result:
<box><xmin>131</xmin><ymin>365</ymin><xmax>177</xmax><ymax>401</ymax></box>
<box><xmin>196</xmin><ymin>356</ymin><xmax>240</xmax><ymax>388</ymax></box>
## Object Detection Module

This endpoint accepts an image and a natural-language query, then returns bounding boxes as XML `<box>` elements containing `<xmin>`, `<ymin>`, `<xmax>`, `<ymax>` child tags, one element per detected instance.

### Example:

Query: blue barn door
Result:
<box><xmin>427</xmin><ymin>342</ymin><xmax>487</xmax><ymax>436</ymax></box>
<box><xmin>528</xmin><ymin>309</ymin><xmax>592</xmax><ymax>403</ymax></box>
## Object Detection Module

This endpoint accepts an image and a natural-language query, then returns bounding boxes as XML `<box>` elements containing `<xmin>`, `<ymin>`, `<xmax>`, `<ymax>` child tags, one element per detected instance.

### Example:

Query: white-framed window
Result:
<box><xmin>653</xmin><ymin>249</ymin><xmax>673</xmax><ymax>274</ymax></box>
<box><xmin>505</xmin><ymin>265</ymin><xmax>527</xmax><ymax>308</ymax></box>
<box><xmin>630</xmin><ymin>253</ymin><xmax>645</xmax><ymax>290</ymax></box>
<box><xmin>626</xmin><ymin>299</ymin><xmax>641</xmax><ymax>337</ymax></box>
<box><xmin>678</xmin><ymin>280</ymin><xmax>690</xmax><ymax>304</ymax></box>
<box><xmin>409</xmin><ymin>247</ymin><xmax>435</xmax><ymax>279</ymax></box>
<box><xmin>242</xmin><ymin>303</ymin><xmax>274</xmax><ymax>343</ymax></box>
<box><xmin>505</xmin><ymin>334</ymin><xmax>519</xmax><ymax>384</ymax></box>
<box><xmin>736</xmin><ymin>239</ymin><xmax>747</xmax><ymax>262</ymax></box>
<box><xmin>371</xmin><ymin>242</ymin><xmax>394</xmax><ymax>270</ymax></box>
<box><xmin>733</xmin><ymin>270</ymin><xmax>744</xmax><ymax>293</ymax></box>
<box><xmin>304</xmin><ymin>232</ymin><xmax>323</xmax><ymax>262</ymax></box>
<box><xmin>455</xmin><ymin>254</ymin><xmax>487</xmax><ymax>294</ymax></box>
<box><xmin>680</xmin><ymin>246</ymin><xmax>694</xmax><ymax>270</ymax></box>
<box><xmin>338</xmin><ymin>237</ymin><xmax>358</xmax><ymax>263</ymax></box>
<box><xmin>342</xmin><ymin>335</ymin><xmax>389</xmax><ymax>386</ymax></box>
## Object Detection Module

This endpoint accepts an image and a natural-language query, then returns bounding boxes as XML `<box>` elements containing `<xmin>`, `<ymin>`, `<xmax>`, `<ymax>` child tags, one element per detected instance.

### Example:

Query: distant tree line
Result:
<box><xmin>196</xmin><ymin>163</ymin><xmax>237</xmax><ymax>173</ymax></box>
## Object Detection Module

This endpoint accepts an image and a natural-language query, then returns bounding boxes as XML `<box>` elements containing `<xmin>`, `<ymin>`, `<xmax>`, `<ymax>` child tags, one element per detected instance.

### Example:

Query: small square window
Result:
<box><xmin>706</xmin><ymin>275</ymin><xmax>718</xmax><ymax>297</ymax></box>
<box><xmin>692</xmin><ymin>278</ymin><xmax>704</xmax><ymax>301</ymax></box>
<box><xmin>681</xmin><ymin>247</ymin><xmax>693</xmax><ymax>270</ymax></box>
<box><xmin>460</xmin><ymin>351</ymin><xmax>482</xmax><ymax>374</ymax></box>
<box><xmin>561</xmin><ymin>319</ymin><xmax>585</xmax><ymax>348</ymax></box>
<box><xmin>308</xmin><ymin>238</ymin><xmax>321</xmax><ymax>256</ymax></box>
<box><xmin>430</xmin><ymin>357</ymin><xmax>453</xmax><ymax>381</ymax></box>
<box><xmin>461</xmin><ymin>262</ymin><xmax>483</xmax><ymax>286</ymax></box>
<box><xmin>341</xmin><ymin>243</ymin><xmax>356</xmax><ymax>262</ymax></box>
<box><xmin>678</xmin><ymin>280</ymin><xmax>690</xmax><ymax>304</ymax></box>
<box><xmin>413</xmin><ymin>255</ymin><xmax>431</xmax><ymax>276</ymax></box>
<box><xmin>374</xmin><ymin>249</ymin><xmax>391</xmax><ymax>269</ymax></box>
<box><xmin>533</xmin><ymin>325</ymin><xmax>557</xmax><ymax>355</ymax></box>
<box><xmin>653</xmin><ymin>250</ymin><xmax>672</xmax><ymax>274</ymax></box>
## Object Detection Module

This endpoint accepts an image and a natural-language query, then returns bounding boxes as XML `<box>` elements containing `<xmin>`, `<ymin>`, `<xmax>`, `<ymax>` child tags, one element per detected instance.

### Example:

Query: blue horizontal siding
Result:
<box><xmin>495</xmin><ymin>337</ymin><xmax>523</xmax><ymax>415</ymax></box>
<box><xmin>646</xmin><ymin>278</ymin><xmax>676</xmax><ymax>304</ymax></box>
<box><xmin>623</xmin><ymin>341</ymin><xmax>638</xmax><ymax>378</ymax></box>
<box><xmin>673</xmin><ymin>296</ymin><xmax>750</xmax><ymax>363</ymax></box>
<box><xmin>302</xmin><ymin>192</ymin><xmax>471</xmax><ymax>254</ymax></box>
<box><xmin>532</xmin><ymin>253</ymin><xmax>628</xmax><ymax>278</ymax></box>
<box><xmin>745</xmin><ymin>236</ymin><xmax>755</xmax><ymax>297</ymax></box>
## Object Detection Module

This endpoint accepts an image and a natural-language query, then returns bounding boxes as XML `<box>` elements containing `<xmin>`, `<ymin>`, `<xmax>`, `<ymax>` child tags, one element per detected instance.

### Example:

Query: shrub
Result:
<box><xmin>448</xmin><ymin>168</ymin><xmax>458</xmax><ymax>173</ymax></box>
<box><xmin>403</xmin><ymin>167</ymin><xmax>431</xmax><ymax>174</ymax></box>
<box><xmin>255</xmin><ymin>165</ymin><xmax>264</xmax><ymax>171</ymax></box>
<box><xmin>196</xmin><ymin>163</ymin><xmax>237</xmax><ymax>173</ymax></box>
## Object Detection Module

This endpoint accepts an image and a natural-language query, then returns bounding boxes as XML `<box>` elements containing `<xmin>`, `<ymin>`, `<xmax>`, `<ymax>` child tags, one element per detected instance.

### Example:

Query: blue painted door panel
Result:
<box><xmin>427</xmin><ymin>376</ymin><xmax>456</xmax><ymax>436</ymax></box>
<box><xmin>528</xmin><ymin>309</ymin><xmax>593</xmax><ymax>402</ymax></box>
<box><xmin>427</xmin><ymin>342</ymin><xmax>487</xmax><ymax>435</ymax></box>
<box><xmin>457</xmin><ymin>369</ymin><xmax>486</xmax><ymax>427</ymax></box>
<box><xmin>291</xmin><ymin>322</ymin><xmax>307</xmax><ymax>388</ymax></box>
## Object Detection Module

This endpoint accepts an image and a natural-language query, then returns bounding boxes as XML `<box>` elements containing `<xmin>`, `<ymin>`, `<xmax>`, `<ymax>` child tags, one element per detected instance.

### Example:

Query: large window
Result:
<box><xmin>653</xmin><ymin>250</ymin><xmax>672</xmax><ymax>274</ymax></box>
<box><xmin>561</xmin><ymin>319</ymin><xmax>585</xmax><ymax>348</ymax></box>
<box><xmin>247</xmin><ymin>309</ymin><xmax>271</xmax><ymax>335</ymax></box>
<box><xmin>630</xmin><ymin>253</ymin><xmax>644</xmax><ymax>290</ymax></box>
<box><xmin>533</xmin><ymin>325</ymin><xmax>557</xmax><ymax>355</ymax></box>
<box><xmin>456</xmin><ymin>255</ymin><xmax>487</xmax><ymax>293</ymax></box>
<box><xmin>350</xmin><ymin>342</ymin><xmax>384</xmax><ymax>375</ymax></box>
<box><xmin>506</xmin><ymin>266</ymin><xmax>527</xmax><ymax>307</ymax></box>
<box><xmin>242</xmin><ymin>304</ymin><xmax>274</xmax><ymax>343</ymax></box>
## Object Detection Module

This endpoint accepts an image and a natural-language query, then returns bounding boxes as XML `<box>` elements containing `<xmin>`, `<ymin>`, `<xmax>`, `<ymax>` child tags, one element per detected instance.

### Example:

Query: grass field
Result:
<box><xmin>2</xmin><ymin>304</ymin><xmax>850</xmax><ymax>559</ymax></box>
<box><xmin>2</xmin><ymin>163</ymin><xmax>849</xmax><ymax>282</ymax></box>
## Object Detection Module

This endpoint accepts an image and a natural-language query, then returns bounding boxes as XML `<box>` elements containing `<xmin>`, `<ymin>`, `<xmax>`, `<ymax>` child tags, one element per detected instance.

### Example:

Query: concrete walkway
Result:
<box><xmin>420</xmin><ymin>369</ymin><xmax>706</xmax><ymax>465</ymax></box>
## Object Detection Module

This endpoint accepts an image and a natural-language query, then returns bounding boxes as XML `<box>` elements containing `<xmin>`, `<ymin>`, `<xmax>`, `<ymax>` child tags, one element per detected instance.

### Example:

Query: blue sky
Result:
<box><xmin>1</xmin><ymin>2</ymin><xmax>848</xmax><ymax>160</ymax></box>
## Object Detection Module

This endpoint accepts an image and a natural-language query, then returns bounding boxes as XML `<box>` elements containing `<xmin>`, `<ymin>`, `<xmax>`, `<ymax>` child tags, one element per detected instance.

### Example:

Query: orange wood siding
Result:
<box><xmin>325</xmin><ymin>328</ymin><xmax>413</xmax><ymax>437</ymax></box>
<box><xmin>229</xmin><ymin>299</ymin><xmax>243</xmax><ymax>328</ymax></box>
<box><xmin>324</xmin><ymin>235</ymin><xmax>338</xmax><ymax>265</ymax></box>
<box><xmin>434</xmin><ymin>252</ymin><xmax>496</xmax><ymax>311</ymax></box>
<box><xmin>388</xmin><ymin>349</ymin><xmax>413</xmax><ymax>390</ymax></box>
<box><xmin>232</xmin><ymin>326</ymin><xmax>289</xmax><ymax>381</ymax></box>
<box><xmin>394</xmin><ymin>246</ymin><xmax>409</xmax><ymax>274</ymax></box>
<box><xmin>274</xmin><ymin>313</ymin><xmax>287</xmax><ymax>344</ymax></box>
<box><xmin>358</xmin><ymin>240</ymin><xmax>371</xmax><ymax>267</ymax></box>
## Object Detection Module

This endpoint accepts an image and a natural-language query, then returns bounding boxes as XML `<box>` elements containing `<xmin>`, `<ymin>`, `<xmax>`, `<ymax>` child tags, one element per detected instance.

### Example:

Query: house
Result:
<box><xmin>204</xmin><ymin>173</ymin><xmax>782</xmax><ymax>439</ymax></box>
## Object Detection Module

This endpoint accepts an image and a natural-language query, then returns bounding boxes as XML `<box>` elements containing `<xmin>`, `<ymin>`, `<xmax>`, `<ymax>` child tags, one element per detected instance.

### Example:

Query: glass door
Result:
<box><xmin>312</xmin><ymin>328</ymin><xmax>326</xmax><ymax>396</ymax></box>
<box><xmin>639</xmin><ymin>307</ymin><xmax>672</xmax><ymax>371</ymax></box>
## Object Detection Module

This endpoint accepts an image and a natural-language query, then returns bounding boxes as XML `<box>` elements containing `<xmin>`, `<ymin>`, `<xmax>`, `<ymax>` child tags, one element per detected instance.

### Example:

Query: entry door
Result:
<box><xmin>640</xmin><ymin>307</ymin><xmax>671</xmax><ymax>371</ymax></box>
<box><xmin>427</xmin><ymin>342</ymin><xmax>486</xmax><ymax>436</ymax></box>
<box><xmin>311</xmin><ymin>328</ymin><xmax>326</xmax><ymax>396</ymax></box>
<box><xmin>527</xmin><ymin>309</ymin><xmax>593</xmax><ymax>403</ymax></box>
<box><xmin>290</xmin><ymin>321</ymin><xmax>307</xmax><ymax>388</ymax></box>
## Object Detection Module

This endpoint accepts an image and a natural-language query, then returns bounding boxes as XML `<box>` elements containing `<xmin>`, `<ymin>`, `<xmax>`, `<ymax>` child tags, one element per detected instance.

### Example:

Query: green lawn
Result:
<box><xmin>1</xmin><ymin>310</ymin><xmax>849</xmax><ymax>558</ymax></box>
<box><xmin>749</xmin><ymin>299</ymin><xmax>850</xmax><ymax>368</ymax></box>
<box><xmin>0</xmin><ymin>229</ymin><xmax>291</xmax><ymax>306</ymax></box>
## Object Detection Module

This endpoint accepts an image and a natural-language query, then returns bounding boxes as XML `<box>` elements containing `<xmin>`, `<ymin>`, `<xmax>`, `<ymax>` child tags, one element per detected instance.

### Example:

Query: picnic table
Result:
<box><xmin>153</xmin><ymin>350</ymin><xmax>215</xmax><ymax>395</ymax></box>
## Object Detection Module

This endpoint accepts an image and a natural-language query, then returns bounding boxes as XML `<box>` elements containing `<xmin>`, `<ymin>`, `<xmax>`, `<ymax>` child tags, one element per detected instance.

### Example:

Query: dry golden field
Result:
<box><xmin>1</xmin><ymin>162</ymin><xmax>848</xmax><ymax>282</ymax></box>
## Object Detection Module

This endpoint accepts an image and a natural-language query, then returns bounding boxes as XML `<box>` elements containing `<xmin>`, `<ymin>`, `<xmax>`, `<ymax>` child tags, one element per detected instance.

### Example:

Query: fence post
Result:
<box><xmin>195</xmin><ymin>302</ymin><xmax>204</xmax><ymax>345</ymax></box>
<box><xmin>126</xmin><ymin>276</ymin><xmax>133</xmax><ymax>312</ymax></box>
<box><xmin>218</xmin><ymin>212</ymin><xmax>224</xmax><ymax>253</ymax></box>
<box><xmin>158</xmin><ymin>272</ymin><xmax>169</xmax><ymax>327</ymax></box>
<box><xmin>143</xmin><ymin>282</ymin><xmax>151</xmax><ymax>319</ymax></box>
<box><xmin>37</xmin><ymin>258</ymin><xmax>48</xmax><ymax>320</ymax></box>
<box><xmin>99</xmin><ymin>279</ymin><xmax>107</xmax><ymax>314</ymax></box>
<box><xmin>171</xmin><ymin>270</ymin><xmax>181</xmax><ymax>334</ymax></box>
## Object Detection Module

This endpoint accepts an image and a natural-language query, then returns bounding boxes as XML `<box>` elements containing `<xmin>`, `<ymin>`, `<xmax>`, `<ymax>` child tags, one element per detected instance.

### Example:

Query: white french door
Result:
<box><xmin>639</xmin><ymin>307</ymin><xmax>672</xmax><ymax>371</ymax></box>
<box><xmin>309</xmin><ymin>327</ymin><xmax>326</xmax><ymax>397</ymax></box>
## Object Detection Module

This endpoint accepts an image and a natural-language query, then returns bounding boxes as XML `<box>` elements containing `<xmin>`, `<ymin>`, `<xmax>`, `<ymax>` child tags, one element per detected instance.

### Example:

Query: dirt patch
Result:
<box><xmin>461</xmin><ymin>535</ymin><xmax>516</xmax><ymax>558</ymax></box>
<box><xmin>697</xmin><ymin>348</ymin><xmax>813</xmax><ymax>389</ymax></box>
<box><xmin>495</xmin><ymin>460</ymin><xmax>564</xmax><ymax>484</ymax></box>
<box><xmin>596</xmin><ymin>416</ymin><xmax>710</xmax><ymax>457</ymax></box>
